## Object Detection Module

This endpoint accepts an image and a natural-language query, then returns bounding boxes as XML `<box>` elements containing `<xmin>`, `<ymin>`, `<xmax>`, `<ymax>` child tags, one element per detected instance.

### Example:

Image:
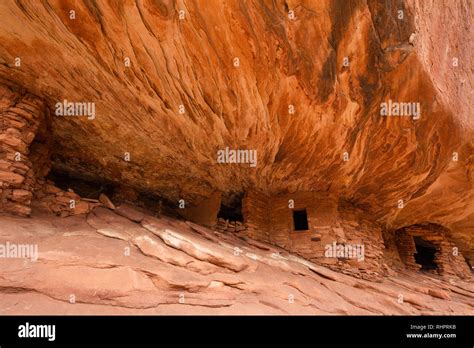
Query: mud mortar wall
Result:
<box><xmin>396</xmin><ymin>224</ymin><xmax>471</xmax><ymax>279</ymax></box>
<box><xmin>241</xmin><ymin>190</ymin><xmax>386</xmax><ymax>279</ymax></box>
<box><xmin>242</xmin><ymin>190</ymin><xmax>271</xmax><ymax>242</ymax></box>
<box><xmin>0</xmin><ymin>85</ymin><xmax>46</xmax><ymax>216</ymax></box>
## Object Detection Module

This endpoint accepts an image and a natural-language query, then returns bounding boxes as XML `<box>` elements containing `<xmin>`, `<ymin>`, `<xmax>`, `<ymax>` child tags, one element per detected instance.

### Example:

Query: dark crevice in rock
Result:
<box><xmin>47</xmin><ymin>168</ymin><xmax>115</xmax><ymax>200</ymax></box>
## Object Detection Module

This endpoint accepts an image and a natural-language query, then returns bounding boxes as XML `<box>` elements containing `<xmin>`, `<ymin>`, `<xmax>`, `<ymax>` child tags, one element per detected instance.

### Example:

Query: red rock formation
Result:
<box><xmin>0</xmin><ymin>0</ymin><xmax>472</xmax><ymax>314</ymax></box>
<box><xmin>0</xmin><ymin>85</ymin><xmax>46</xmax><ymax>216</ymax></box>
<box><xmin>0</xmin><ymin>207</ymin><xmax>472</xmax><ymax>314</ymax></box>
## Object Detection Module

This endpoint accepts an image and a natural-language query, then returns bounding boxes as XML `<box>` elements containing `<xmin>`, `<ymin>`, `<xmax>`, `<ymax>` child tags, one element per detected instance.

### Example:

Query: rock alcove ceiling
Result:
<box><xmin>0</xmin><ymin>0</ymin><xmax>472</xmax><ymax>314</ymax></box>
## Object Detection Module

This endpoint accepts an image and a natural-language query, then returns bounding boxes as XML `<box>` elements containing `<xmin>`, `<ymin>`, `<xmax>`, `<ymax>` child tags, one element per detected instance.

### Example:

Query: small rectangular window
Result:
<box><xmin>293</xmin><ymin>209</ymin><xmax>309</xmax><ymax>231</ymax></box>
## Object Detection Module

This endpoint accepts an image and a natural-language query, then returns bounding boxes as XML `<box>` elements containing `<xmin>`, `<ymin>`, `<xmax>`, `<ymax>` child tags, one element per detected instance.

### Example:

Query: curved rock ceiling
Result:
<box><xmin>0</xmin><ymin>0</ymin><xmax>472</xmax><ymax>256</ymax></box>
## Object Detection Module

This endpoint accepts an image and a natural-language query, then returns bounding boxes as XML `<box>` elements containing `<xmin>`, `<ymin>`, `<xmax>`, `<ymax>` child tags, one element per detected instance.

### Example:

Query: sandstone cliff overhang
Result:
<box><xmin>0</xmin><ymin>1</ymin><xmax>472</xmax><ymax>264</ymax></box>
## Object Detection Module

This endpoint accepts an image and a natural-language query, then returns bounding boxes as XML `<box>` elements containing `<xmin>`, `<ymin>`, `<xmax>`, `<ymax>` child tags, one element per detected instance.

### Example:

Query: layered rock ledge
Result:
<box><xmin>0</xmin><ymin>206</ymin><xmax>472</xmax><ymax>315</ymax></box>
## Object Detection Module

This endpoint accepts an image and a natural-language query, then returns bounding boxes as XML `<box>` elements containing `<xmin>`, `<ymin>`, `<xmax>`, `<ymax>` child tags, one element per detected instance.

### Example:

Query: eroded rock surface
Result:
<box><xmin>0</xmin><ymin>1</ymin><xmax>472</xmax><ymax>239</ymax></box>
<box><xmin>0</xmin><ymin>208</ymin><xmax>472</xmax><ymax>315</ymax></box>
<box><xmin>0</xmin><ymin>0</ymin><xmax>472</xmax><ymax>314</ymax></box>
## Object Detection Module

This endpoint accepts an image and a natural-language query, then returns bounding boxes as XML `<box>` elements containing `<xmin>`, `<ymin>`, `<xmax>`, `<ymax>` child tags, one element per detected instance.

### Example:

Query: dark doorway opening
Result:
<box><xmin>414</xmin><ymin>237</ymin><xmax>438</xmax><ymax>271</ymax></box>
<box><xmin>217</xmin><ymin>195</ymin><xmax>243</xmax><ymax>222</ymax></box>
<box><xmin>47</xmin><ymin>169</ymin><xmax>115</xmax><ymax>199</ymax></box>
<box><xmin>293</xmin><ymin>209</ymin><xmax>309</xmax><ymax>231</ymax></box>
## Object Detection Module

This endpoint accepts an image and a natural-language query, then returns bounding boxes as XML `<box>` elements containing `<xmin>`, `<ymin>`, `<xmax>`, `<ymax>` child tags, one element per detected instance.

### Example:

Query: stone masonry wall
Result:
<box><xmin>0</xmin><ymin>85</ymin><xmax>45</xmax><ymax>216</ymax></box>
<box><xmin>242</xmin><ymin>190</ymin><xmax>270</xmax><ymax>243</ymax></box>
<box><xmin>240</xmin><ymin>190</ymin><xmax>386</xmax><ymax>280</ymax></box>
<box><xmin>215</xmin><ymin>218</ymin><xmax>246</xmax><ymax>234</ymax></box>
<box><xmin>0</xmin><ymin>84</ymin><xmax>97</xmax><ymax>218</ymax></box>
<box><xmin>336</xmin><ymin>202</ymin><xmax>386</xmax><ymax>280</ymax></box>
<box><xmin>396</xmin><ymin>224</ymin><xmax>471</xmax><ymax>279</ymax></box>
<box><xmin>395</xmin><ymin>231</ymin><xmax>420</xmax><ymax>271</ymax></box>
<box><xmin>267</xmin><ymin>192</ymin><xmax>337</xmax><ymax>256</ymax></box>
<box><xmin>181</xmin><ymin>192</ymin><xmax>222</xmax><ymax>228</ymax></box>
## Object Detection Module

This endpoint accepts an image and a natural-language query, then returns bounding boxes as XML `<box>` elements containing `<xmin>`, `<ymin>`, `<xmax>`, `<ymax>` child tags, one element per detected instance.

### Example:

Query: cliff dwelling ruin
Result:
<box><xmin>0</xmin><ymin>0</ymin><xmax>472</xmax><ymax>316</ymax></box>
